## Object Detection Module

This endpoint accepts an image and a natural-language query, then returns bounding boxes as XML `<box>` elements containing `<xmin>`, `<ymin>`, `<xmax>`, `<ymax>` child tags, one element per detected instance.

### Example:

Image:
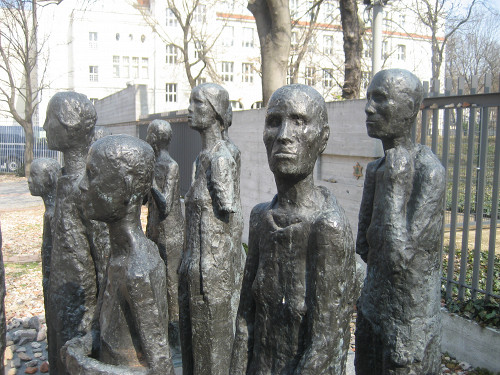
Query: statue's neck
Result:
<box><xmin>62</xmin><ymin>147</ymin><xmax>88</xmax><ymax>175</ymax></box>
<box><xmin>107</xmin><ymin>205</ymin><xmax>143</xmax><ymax>256</ymax></box>
<box><xmin>274</xmin><ymin>174</ymin><xmax>315</xmax><ymax>211</ymax></box>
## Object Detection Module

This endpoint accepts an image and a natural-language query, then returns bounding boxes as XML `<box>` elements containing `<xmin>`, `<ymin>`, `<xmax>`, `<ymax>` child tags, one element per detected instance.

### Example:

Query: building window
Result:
<box><xmin>113</xmin><ymin>56</ymin><xmax>120</xmax><ymax>78</ymax></box>
<box><xmin>222</xmin><ymin>26</ymin><xmax>234</xmax><ymax>47</ymax></box>
<box><xmin>132</xmin><ymin>57</ymin><xmax>139</xmax><ymax>78</ymax></box>
<box><xmin>89</xmin><ymin>66</ymin><xmax>98</xmax><ymax>82</ymax></box>
<box><xmin>194</xmin><ymin>4</ymin><xmax>206</xmax><ymax>22</ymax></box>
<box><xmin>364</xmin><ymin>41</ymin><xmax>372</xmax><ymax>58</ymax></box>
<box><xmin>286</xmin><ymin>67</ymin><xmax>294</xmax><ymax>85</ymax></box>
<box><xmin>116</xmin><ymin>33</ymin><xmax>120</xmax><ymax>41</ymax></box>
<box><xmin>362</xmin><ymin>71</ymin><xmax>370</xmax><ymax>89</ymax></box>
<box><xmin>122</xmin><ymin>56</ymin><xmax>130</xmax><ymax>78</ymax></box>
<box><xmin>142</xmin><ymin>58</ymin><xmax>149</xmax><ymax>78</ymax></box>
<box><xmin>166</xmin><ymin>83</ymin><xmax>177</xmax><ymax>102</ymax></box>
<box><xmin>322</xmin><ymin>68</ymin><xmax>333</xmax><ymax>88</ymax></box>
<box><xmin>89</xmin><ymin>32</ymin><xmax>97</xmax><ymax>48</ymax></box>
<box><xmin>242</xmin><ymin>63</ymin><xmax>254</xmax><ymax>83</ymax></box>
<box><xmin>399</xmin><ymin>14</ymin><xmax>406</xmax><ymax>27</ymax></box>
<box><xmin>382</xmin><ymin>40</ymin><xmax>389</xmax><ymax>59</ymax></box>
<box><xmin>291</xmin><ymin>32</ymin><xmax>298</xmax><ymax>51</ymax></box>
<box><xmin>323</xmin><ymin>0</ymin><xmax>336</xmax><ymax>23</ymax></box>
<box><xmin>166</xmin><ymin>8</ymin><xmax>178</xmax><ymax>27</ymax></box>
<box><xmin>230</xmin><ymin>100</ymin><xmax>243</xmax><ymax>110</ymax></box>
<box><xmin>194</xmin><ymin>41</ymin><xmax>205</xmax><ymax>59</ymax></box>
<box><xmin>323</xmin><ymin>35</ymin><xmax>334</xmax><ymax>55</ymax></box>
<box><xmin>242</xmin><ymin>27</ymin><xmax>254</xmax><ymax>48</ymax></box>
<box><xmin>195</xmin><ymin>77</ymin><xmax>207</xmax><ymax>86</ymax></box>
<box><xmin>305</xmin><ymin>67</ymin><xmax>315</xmax><ymax>86</ymax></box>
<box><xmin>290</xmin><ymin>0</ymin><xmax>299</xmax><ymax>18</ymax></box>
<box><xmin>251</xmin><ymin>101</ymin><xmax>264</xmax><ymax>109</ymax></box>
<box><xmin>166</xmin><ymin>44</ymin><xmax>178</xmax><ymax>64</ymax></box>
<box><xmin>397</xmin><ymin>44</ymin><xmax>406</xmax><ymax>61</ymax></box>
<box><xmin>221</xmin><ymin>61</ymin><xmax>234</xmax><ymax>82</ymax></box>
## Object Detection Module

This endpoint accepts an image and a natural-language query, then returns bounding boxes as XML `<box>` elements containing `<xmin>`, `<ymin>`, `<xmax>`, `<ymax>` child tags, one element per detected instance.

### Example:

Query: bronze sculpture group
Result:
<box><xmin>30</xmin><ymin>69</ymin><xmax>444</xmax><ymax>375</ymax></box>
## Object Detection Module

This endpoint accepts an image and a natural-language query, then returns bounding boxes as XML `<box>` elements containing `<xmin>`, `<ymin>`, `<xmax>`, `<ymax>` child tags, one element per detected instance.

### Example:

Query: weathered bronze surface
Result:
<box><xmin>231</xmin><ymin>84</ymin><xmax>357</xmax><ymax>374</ymax></box>
<box><xmin>355</xmin><ymin>69</ymin><xmax>445</xmax><ymax>374</ymax></box>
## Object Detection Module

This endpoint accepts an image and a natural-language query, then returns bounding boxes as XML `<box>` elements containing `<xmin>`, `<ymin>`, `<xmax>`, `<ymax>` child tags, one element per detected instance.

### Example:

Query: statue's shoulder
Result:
<box><xmin>366</xmin><ymin>157</ymin><xmax>384</xmax><ymax>175</ymax></box>
<box><xmin>314</xmin><ymin>187</ymin><xmax>351</xmax><ymax>234</ymax></box>
<box><xmin>415</xmin><ymin>144</ymin><xmax>445</xmax><ymax>184</ymax></box>
<box><xmin>250</xmin><ymin>198</ymin><xmax>274</xmax><ymax>219</ymax></box>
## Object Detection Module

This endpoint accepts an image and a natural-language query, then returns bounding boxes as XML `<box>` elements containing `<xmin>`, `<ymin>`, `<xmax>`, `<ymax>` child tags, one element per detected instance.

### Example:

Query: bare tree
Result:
<box><xmin>0</xmin><ymin>0</ymin><xmax>47</xmax><ymax>175</ymax></box>
<box><xmin>405</xmin><ymin>0</ymin><xmax>480</xmax><ymax>83</ymax></box>
<box><xmin>248</xmin><ymin>0</ymin><xmax>291</xmax><ymax>104</ymax></box>
<box><xmin>339</xmin><ymin>0</ymin><xmax>362</xmax><ymax>99</ymax></box>
<box><xmin>133</xmin><ymin>0</ymin><xmax>222</xmax><ymax>88</ymax></box>
<box><xmin>446</xmin><ymin>11</ymin><xmax>500</xmax><ymax>93</ymax></box>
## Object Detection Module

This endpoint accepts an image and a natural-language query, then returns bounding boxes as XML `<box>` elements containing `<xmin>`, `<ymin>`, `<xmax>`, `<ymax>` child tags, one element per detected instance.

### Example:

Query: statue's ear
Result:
<box><xmin>319</xmin><ymin>125</ymin><xmax>330</xmax><ymax>154</ymax></box>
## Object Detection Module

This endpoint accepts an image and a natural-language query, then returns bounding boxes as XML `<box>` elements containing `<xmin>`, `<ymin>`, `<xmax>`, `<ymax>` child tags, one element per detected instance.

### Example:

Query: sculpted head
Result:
<box><xmin>264</xmin><ymin>84</ymin><xmax>329</xmax><ymax>181</ymax></box>
<box><xmin>43</xmin><ymin>92</ymin><xmax>97</xmax><ymax>151</ymax></box>
<box><xmin>365</xmin><ymin>69</ymin><xmax>423</xmax><ymax>142</ymax></box>
<box><xmin>28</xmin><ymin>158</ymin><xmax>61</xmax><ymax>197</ymax></box>
<box><xmin>188</xmin><ymin>83</ymin><xmax>230</xmax><ymax>132</ymax></box>
<box><xmin>79</xmin><ymin>135</ymin><xmax>154</xmax><ymax>223</ymax></box>
<box><xmin>146</xmin><ymin>120</ymin><xmax>172</xmax><ymax>154</ymax></box>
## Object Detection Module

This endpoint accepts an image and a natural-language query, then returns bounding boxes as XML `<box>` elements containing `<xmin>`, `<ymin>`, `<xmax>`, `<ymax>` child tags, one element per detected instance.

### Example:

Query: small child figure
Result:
<box><xmin>28</xmin><ymin>158</ymin><xmax>61</xmax><ymax>311</ymax></box>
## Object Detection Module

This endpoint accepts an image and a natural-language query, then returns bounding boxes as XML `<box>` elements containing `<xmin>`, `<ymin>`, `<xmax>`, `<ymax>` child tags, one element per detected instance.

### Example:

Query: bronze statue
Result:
<box><xmin>146</xmin><ymin>119</ymin><xmax>185</xmax><ymax>346</ymax></box>
<box><xmin>179</xmin><ymin>83</ymin><xmax>242</xmax><ymax>375</ymax></box>
<box><xmin>63</xmin><ymin>135</ymin><xmax>175</xmax><ymax>375</ymax></box>
<box><xmin>44</xmin><ymin>92</ymin><xmax>110</xmax><ymax>375</ymax></box>
<box><xmin>355</xmin><ymin>69</ymin><xmax>445</xmax><ymax>374</ymax></box>
<box><xmin>28</xmin><ymin>158</ymin><xmax>61</xmax><ymax>312</ymax></box>
<box><xmin>230</xmin><ymin>84</ymin><xmax>357</xmax><ymax>374</ymax></box>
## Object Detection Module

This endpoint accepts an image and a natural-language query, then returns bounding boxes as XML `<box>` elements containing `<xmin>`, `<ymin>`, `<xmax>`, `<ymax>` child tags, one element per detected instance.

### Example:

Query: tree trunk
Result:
<box><xmin>22</xmin><ymin>121</ymin><xmax>34</xmax><ymax>176</ymax></box>
<box><xmin>248</xmin><ymin>0</ymin><xmax>291</xmax><ymax>104</ymax></box>
<box><xmin>339</xmin><ymin>0</ymin><xmax>362</xmax><ymax>99</ymax></box>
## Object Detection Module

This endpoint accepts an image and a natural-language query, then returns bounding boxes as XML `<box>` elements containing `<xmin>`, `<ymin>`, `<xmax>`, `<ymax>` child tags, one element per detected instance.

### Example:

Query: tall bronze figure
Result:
<box><xmin>28</xmin><ymin>158</ymin><xmax>61</xmax><ymax>312</ymax></box>
<box><xmin>355</xmin><ymin>69</ymin><xmax>445</xmax><ymax>374</ymax></box>
<box><xmin>146</xmin><ymin>119</ymin><xmax>185</xmax><ymax>345</ymax></box>
<box><xmin>179</xmin><ymin>83</ymin><xmax>242</xmax><ymax>375</ymax></box>
<box><xmin>44</xmin><ymin>92</ymin><xmax>108</xmax><ymax>375</ymax></box>
<box><xmin>63</xmin><ymin>135</ymin><xmax>175</xmax><ymax>375</ymax></box>
<box><xmin>230</xmin><ymin>84</ymin><xmax>357</xmax><ymax>374</ymax></box>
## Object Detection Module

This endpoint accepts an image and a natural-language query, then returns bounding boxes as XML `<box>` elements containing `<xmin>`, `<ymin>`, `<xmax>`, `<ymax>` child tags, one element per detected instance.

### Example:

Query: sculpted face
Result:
<box><xmin>28</xmin><ymin>167</ymin><xmax>50</xmax><ymax>197</ymax></box>
<box><xmin>264</xmin><ymin>85</ymin><xmax>329</xmax><ymax>180</ymax></box>
<box><xmin>43</xmin><ymin>111</ymin><xmax>70</xmax><ymax>151</ymax></box>
<box><xmin>188</xmin><ymin>86</ymin><xmax>217</xmax><ymax>131</ymax></box>
<box><xmin>79</xmin><ymin>147</ymin><xmax>127</xmax><ymax>222</ymax></box>
<box><xmin>365</xmin><ymin>70</ymin><xmax>419</xmax><ymax>141</ymax></box>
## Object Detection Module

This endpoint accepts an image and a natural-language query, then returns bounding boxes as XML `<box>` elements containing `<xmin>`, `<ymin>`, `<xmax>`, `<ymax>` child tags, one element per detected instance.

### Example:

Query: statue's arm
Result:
<box><xmin>211</xmin><ymin>154</ymin><xmax>236</xmax><ymax>213</ymax></box>
<box><xmin>356</xmin><ymin>159</ymin><xmax>379</xmax><ymax>262</ymax></box>
<box><xmin>230</xmin><ymin>207</ymin><xmax>261</xmax><ymax>373</ymax></box>
<box><xmin>295</xmin><ymin>211</ymin><xmax>356</xmax><ymax>374</ymax></box>
<box><xmin>153</xmin><ymin>162</ymin><xmax>179</xmax><ymax>219</ymax></box>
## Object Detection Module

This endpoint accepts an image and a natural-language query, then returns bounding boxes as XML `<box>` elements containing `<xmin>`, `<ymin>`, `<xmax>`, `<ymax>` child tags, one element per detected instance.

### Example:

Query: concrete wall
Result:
<box><xmin>230</xmin><ymin>99</ymin><xmax>383</xmax><ymax>242</ymax></box>
<box><xmin>95</xmin><ymin>84</ymin><xmax>148</xmax><ymax>126</ymax></box>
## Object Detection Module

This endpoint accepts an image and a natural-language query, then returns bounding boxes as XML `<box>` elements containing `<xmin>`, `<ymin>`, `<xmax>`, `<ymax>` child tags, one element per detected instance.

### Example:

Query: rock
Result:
<box><xmin>6</xmin><ymin>340</ymin><xmax>14</xmax><ymax>346</ymax></box>
<box><xmin>18</xmin><ymin>352</ymin><xmax>31</xmax><ymax>361</ymax></box>
<box><xmin>33</xmin><ymin>347</ymin><xmax>42</xmax><ymax>353</ymax></box>
<box><xmin>26</xmin><ymin>360</ymin><xmax>38</xmax><ymax>367</ymax></box>
<box><xmin>37</xmin><ymin>314</ymin><xmax>46</xmax><ymax>324</ymax></box>
<box><xmin>16</xmin><ymin>346</ymin><xmax>26</xmax><ymax>352</ymax></box>
<box><xmin>31</xmin><ymin>341</ymin><xmax>41</xmax><ymax>349</ymax></box>
<box><xmin>13</xmin><ymin>329</ymin><xmax>37</xmax><ymax>344</ymax></box>
<box><xmin>13</xmin><ymin>357</ymin><xmax>21</xmax><ymax>368</ymax></box>
<box><xmin>36</xmin><ymin>326</ymin><xmax>47</xmax><ymax>341</ymax></box>
<box><xmin>34</xmin><ymin>352</ymin><xmax>42</xmax><ymax>358</ymax></box>
<box><xmin>28</xmin><ymin>316</ymin><xmax>41</xmax><ymax>330</ymax></box>
<box><xmin>40</xmin><ymin>361</ymin><xmax>49</xmax><ymax>373</ymax></box>
<box><xmin>8</xmin><ymin>368</ymin><xmax>16</xmax><ymax>375</ymax></box>
<box><xmin>25</xmin><ymin>367</ymin><xmax>38</xmax><ymax>374</ymax></box>
<box><xmin>22</xmin><ymin>317</ymin><xmax>31</xmax><ymax>328</ymax></box>
<box><xmin>19</xmin><ymin>336</ymin><xmax>35</xmax><ymax>346</ymax></box>
<box><xmin>4</xmin><ymin>346</ymin><xmax>13</xmax><ymax>360</ymax></box>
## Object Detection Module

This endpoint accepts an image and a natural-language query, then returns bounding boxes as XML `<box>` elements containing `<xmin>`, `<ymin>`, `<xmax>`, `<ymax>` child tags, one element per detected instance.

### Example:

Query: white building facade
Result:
<box><xmin>24</xmin><ymin>0</ymin><xmax>444</xmax><ymax>126</ymax></box>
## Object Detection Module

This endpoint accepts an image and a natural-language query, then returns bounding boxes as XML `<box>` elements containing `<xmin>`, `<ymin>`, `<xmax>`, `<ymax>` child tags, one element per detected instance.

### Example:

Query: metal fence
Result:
<box><xmin>415</xmin><ymin>75</ymin><xmax>499</xmax><ymax>302</ymax></box>
<box><xmin>0</xmin><ymin>125</ymin><xmax>60</xmax><ymax>173</ymax></box>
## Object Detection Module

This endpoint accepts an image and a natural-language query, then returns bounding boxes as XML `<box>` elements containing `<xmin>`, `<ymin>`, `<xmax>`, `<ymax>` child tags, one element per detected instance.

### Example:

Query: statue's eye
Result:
<box><xmin>266</xmin><ymin>115</ymin><xmax>281</xmax><ymax>128</ymax></box>
<box><xmin>290</xmin><ymin>114</ymin><xmax>305</xmax><ymax>126</ymax></box>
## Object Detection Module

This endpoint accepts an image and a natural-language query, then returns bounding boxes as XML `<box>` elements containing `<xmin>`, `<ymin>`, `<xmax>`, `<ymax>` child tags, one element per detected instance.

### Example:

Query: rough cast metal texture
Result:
<box><xmin>179</xmin><ymin>83</ymin><xmax>243</xmax><ymax>375</ymax></box>
<box><xmin>63</xmin><ymin>135</ymin><xmax>175</xmax><ymax>375</ymax></box>
<box><xmin>230</xmin><ymin>84</ymin><xmax>357</xmax><ymax>374</ymax></box>
<box><xmin>145</xmin><ymin>120</ymin><xmax>185</xmax><ymax>346</ymax></box>
<box><xmin>355</xmin><ymin>69</ymin><xmax>446</xmax><ymax>375</ymax></box>
<box><xmin>0</xmin><ymin>224</ymin><xmax>5</xmax><ymax>375</ymax></box>
<box><xmin>28</xmin><ymin>158</ymin><xmax>61</xmax><ymax>313</ymax></box>
<box><xmin>44</xmin><ymin>92</ymin><xmax>110</xmax><ymax>375</ymax></box>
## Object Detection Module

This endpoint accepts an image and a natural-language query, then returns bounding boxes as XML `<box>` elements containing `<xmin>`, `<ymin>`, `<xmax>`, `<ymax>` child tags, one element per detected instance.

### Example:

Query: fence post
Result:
<box><xmin>421</xmin><ymin>81</ymin><xmax>430</xmax><ymax>146</ymax></box>
<box><xmin>431</xmin><ymin>79</ymin><xmax>440</xmax><ymax>154</ymax></box>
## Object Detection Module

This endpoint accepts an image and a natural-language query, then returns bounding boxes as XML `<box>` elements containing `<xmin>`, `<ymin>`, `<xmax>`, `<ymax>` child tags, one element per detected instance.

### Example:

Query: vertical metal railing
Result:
<box><xmin>421</xmin><ymin>75</ymin><xmax>499</xmax><ymax>302</ymax></box>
